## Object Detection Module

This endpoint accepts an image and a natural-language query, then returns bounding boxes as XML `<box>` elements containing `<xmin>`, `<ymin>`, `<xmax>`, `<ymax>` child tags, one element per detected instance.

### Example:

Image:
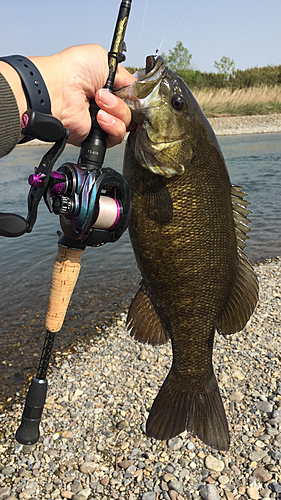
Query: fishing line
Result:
<box><xmin>139</xmin><ymin>0</ymin><xmax>149</xmax><ymax>43</ymax></box>
<box><xmin>156</xmin><ymin>5</ymin><xmax>190</xmax><ymax>55</ymax></box>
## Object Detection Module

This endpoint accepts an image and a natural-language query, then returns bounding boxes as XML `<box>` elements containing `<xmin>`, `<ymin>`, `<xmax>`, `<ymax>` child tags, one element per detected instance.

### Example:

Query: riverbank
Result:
<box><xmin>17</xmin><ymin>114</ymin><xmax>281</xmax><ymax>148</ymax></box>
<box><xmin>0</xmin><ymin>257</ymin><xmax>281</xmax><ymax>499</ymax></box>
<box><xmin>208</xmin><ymin>114</ymin><xmax>281</xmax><ymax>136</ymax></box>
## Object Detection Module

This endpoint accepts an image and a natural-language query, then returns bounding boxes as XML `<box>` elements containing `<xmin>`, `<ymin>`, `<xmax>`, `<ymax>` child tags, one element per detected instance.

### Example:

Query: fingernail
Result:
<box><xmin>98</xmin><ymin>89</ymin><xmax>118</xmax><ymax>107</ymax></box>
<box><xmin>98</xmin><ymin>110</ymin><xmax>115</xmax><ymax>125</ymax></box>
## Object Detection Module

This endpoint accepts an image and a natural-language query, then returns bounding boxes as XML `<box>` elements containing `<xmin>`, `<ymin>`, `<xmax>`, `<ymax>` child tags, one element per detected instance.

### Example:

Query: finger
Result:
<box><xmin>95</xmin><ymin>89</ymin><xmax>132</xmax><ymax>129</ymax></box>
<box><xmin>96</xmin><ymin>110</ymin><xmax>127</xmax><ymax>148</ymax></box>
<box><xmin>114</xmin><ymin>64</ymin><xmax>136</xmax><ymax>88</ymax></box>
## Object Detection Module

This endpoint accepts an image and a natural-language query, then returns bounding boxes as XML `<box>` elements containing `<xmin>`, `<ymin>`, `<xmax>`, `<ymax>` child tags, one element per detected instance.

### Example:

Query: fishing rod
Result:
<box><xmin>8</xmin><ymin>0</ymin><xmax>132</xmax><ymax>446</ymax></box>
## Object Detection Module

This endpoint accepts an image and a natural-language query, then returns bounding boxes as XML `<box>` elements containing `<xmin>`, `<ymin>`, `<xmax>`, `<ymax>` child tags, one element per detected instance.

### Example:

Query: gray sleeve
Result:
<box><xmin>0</xmin><ymin>73</ymin><xmax>21</xmax><ymax>158</ymax></box>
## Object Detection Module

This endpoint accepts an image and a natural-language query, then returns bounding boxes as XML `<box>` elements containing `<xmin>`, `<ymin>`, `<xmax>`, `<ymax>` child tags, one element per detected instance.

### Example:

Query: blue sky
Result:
<box><xmin>1</xmin><ymin>0</ymin><xmax>281</xmax><ymax>73</ymax></box>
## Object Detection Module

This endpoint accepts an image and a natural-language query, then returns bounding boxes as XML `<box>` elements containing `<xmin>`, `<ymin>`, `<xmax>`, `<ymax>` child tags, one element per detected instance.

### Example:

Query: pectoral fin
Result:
<box><xmin>143</xmin><ymin>176</ymin><xmax>173</xmax><ymax>224</ymax></box>
<box><xmin>217</xmin><ymin>185</ymin><xmax>259</xmax><ymax>335</ymax></box>
<box><xmin>127</xmin><ymin>282</ymin><xmax>169</xmax><ymax>345</ymax></box>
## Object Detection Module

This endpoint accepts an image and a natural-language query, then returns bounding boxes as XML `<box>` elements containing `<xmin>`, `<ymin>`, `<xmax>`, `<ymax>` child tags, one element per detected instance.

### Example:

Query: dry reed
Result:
<box><xmin>192</xmin><ymin>85</ymin><xmax>281</xmax><ymax>116</ymax></box>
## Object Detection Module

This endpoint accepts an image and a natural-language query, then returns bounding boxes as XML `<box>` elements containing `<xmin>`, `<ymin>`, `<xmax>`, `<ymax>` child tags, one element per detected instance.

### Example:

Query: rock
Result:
<box><xmin>79</xmin><ymin>462</ymin><xmax>96</xmax><ymax>474</ymax></box>
<box><xmin>142</xmin><ymin>493</ymin><xmax>156</xmax><ymax>500</ymax></box>
<box><xmin>0</xmin><ymin>487</ymin><xmax>11</xmax><ymax>500</ymax></box>
<box><xmin>118</xmin><ymin>459</ymin><xmax>134</xmax><ymax>469</ymax></box>
<box><xmin>163</xmin><ymin>473</ymin><xmax>176</xmax><ymax>482</ymax></box>
<box><xmin>168</xmin><ymin>479</ymin><xmax>183</xmax><ymax>494</ymax></box>
<box><xmin>187</xmin><ymin>441</ymin><xmax>195</xmax><ymax>451</ymax></box>
<box><xmin>269</xmin><ymin>482</ymin><xmax>281</xmax><ymax>493</ymax></box>
<box><xmin>116</xmin><ymin>420</ymin><xmax>127</xmax><ymax>430</ymax></box>
<box><xmin>246</xmin><ymin>487</ymin><xmax>260</xmax><ymax>500</ymax></box>
<box><xmin>71</xmin><ymin>480</ymin><xmax>82</xmax><ymax>493</ymax></box>
<box><xmin>169</xmin><ymin>490</ymin><xmax>176</xmax><ymax>500</ymax></box>
<box><xmin>232</xmin><ymin>370</ymin><xmax>245</xmax><ymax>380</ymax></box>
<box><xmin>218</xmin><ymin>475</ymin><xmax>229</xmax><ymax>484</ymax></box>
<box><xmin>205</xmin><ymin>455</ymin><xmax>225</xmax><ymax>473</ymax></box>
<box><xmin>61</xmin><ymin>493</ymin><xmax>74</xmax><ymax>499</ymax></box>
<box><xmin>76</xmin><ymin>488</ymin><xmax>91</xmax><ymax>499</ymax></box>
<box><xmin>272</xmin><ymin>410</ymin><xmax>281</xmax><ymax>417</ymax></box>
<box><xmin>1</xmin><ymin>466</ymin><xmax>15</xmax><ymax>476</ymax></box>
<box><xmin>270</xmin><ymin>451</ymin><xmax>281</xmax><ymax>460</ymax></box>
<box><xmin>199</xmin><ymin>484</ymin><xmax>220</xmax><ymax>500</ymax></box>
<box><xmin>257</xmin><ymin>401</ymin><xmax>273</xmax><ymax>413</ymax></box>
<box><xmin>260</xmin><ymin>488</ymin><xmax>272</xmax><ymax>498</ymax></box>
<box><xmin>169</xmin><ymin>491</ymin><xmax>178</xmax><ymax>500</ymax></box>
<box><xmin>248</xmin><ymin>450</ymin><xmax>268</xmax><ymax>462</ymax></box>
<box><xmin>252</xmin><ymin>467</ymin><xmax>272</xmax><ymax>483</ymax></box>
<box><xmin>224</xmin><ymin>490</ymin><xmax>234</xmax><ymax>500</ymax></box>
<box><xmin>229</xmin><ymin>391</ymin><xmax>244</xmax><ymax>402</ymax></box>
<box><xmin>101</xmin><ymin>475</ymin><xmax>110</xmax><ymax>486</ymax></box>
<box><xmin>167</xmin><ymin>437</ymin><xmax>183</xmax><ymax>451</ymax></box>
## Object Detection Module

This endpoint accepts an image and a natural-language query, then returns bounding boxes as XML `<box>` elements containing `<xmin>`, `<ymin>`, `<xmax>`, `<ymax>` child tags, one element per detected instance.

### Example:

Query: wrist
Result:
<box><xmin>29</xmin><ymin>54</ymin><xmax>63</xmax><ymax>123</ymax></box>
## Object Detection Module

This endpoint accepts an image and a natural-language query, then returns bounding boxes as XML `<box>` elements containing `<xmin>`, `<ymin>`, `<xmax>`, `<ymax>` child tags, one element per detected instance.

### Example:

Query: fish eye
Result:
<box><xmin>171</xmin><ymin>95</ymin><xmax>185</xmax><ymax>111</ymax></box>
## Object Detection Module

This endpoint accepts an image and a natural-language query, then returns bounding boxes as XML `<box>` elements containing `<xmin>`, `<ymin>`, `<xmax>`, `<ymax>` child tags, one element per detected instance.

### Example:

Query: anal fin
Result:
<box><xmin>127</xmin><ymin>282</ymin><xmax>169</xmax><ymax>345</ymax></box>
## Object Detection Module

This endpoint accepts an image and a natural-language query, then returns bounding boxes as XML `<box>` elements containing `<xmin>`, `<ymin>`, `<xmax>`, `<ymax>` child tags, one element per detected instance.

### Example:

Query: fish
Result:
<box><xmin>115</xmin><ymin>56</ymin><xmax>259</xmax><ymax>450</ymax></box>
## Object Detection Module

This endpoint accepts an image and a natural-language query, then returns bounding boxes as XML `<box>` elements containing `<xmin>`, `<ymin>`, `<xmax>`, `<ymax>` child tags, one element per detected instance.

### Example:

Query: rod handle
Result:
<box><xmin>15</xmin><ymin>377</ymin><xmax>47</xmax><ymax>445</ymax></box>
<box><xmin>45</xmin><ymin>244</ymin><xmax>85</xmax><ymax>333</ymax></box>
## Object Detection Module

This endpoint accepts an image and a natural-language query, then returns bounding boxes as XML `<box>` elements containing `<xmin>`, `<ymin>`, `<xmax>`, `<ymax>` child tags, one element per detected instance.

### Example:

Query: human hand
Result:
<box><xmin>29</xmin><ymin>44</ymin><xmax>136</xmax><ymax>147</ymax></box>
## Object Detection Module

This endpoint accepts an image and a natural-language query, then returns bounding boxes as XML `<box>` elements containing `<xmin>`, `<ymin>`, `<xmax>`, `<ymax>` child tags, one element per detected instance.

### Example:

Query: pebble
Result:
<box><xmin>247</xmin><ymin>487</ymin><xmax>260</xmax><ymax>500</ymax></box>
<box><xmin>168</xmin><ymin>479</ymin><xmax>183</xmax><ymax>494</ymax></box>
<box><xmin>269</xmin><ymin>482</ymin><xmax>281</xmax><ymax>493</ymax></box>
<box><xmin>0</xmin><ymin>258</ymin><xmax>281</xmax><ymax>499</ymax></box>
<box><xmin>252</xmin><ymin>467</ymin><xmax>272</xmax><ymax>482</ymax></box>
<box><xmin>199</xmin><ymin>484</ymin><xmax>220</xmax><ymax>500</ymax></box>
<box><xmin>229</xmin><ymin>391</ymin><xmax>244</xmax><ymax>402</ymax></box>
<box><xmin>205</xmin><ymin>455</ymin><xmax>225</xmax><ymax>473</ymax></box>
<box><xmin>0</xmin><ymin>487</ymin><xmax>10</xmax><ymax>500</ymax></box>
<box><xmin>167</xmin><ymin>437</ymin><xmax>183</xmax><ymax>451</ymax></box>
<box><xmin>256</xmin><ymin>401</ymin><xmax>273</xmax><ymax>413</ymax></box>
<box><xmin>142</xmin><ymin>493</ymin><xmax>156</xmax><ymax>500</ymax></box>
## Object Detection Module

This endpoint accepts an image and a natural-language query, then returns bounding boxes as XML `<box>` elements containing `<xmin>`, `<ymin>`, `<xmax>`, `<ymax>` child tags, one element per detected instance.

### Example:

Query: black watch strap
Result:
<box><xmin>0</xmin><ymin>55</ymin><xmax>51</xmax><ymax>113</ymax></box>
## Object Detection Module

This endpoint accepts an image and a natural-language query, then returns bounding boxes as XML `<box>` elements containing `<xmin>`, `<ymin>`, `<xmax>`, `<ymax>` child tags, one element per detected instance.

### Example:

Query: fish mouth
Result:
<box><xmin>114</xmin><ymin>56</ymin><xmax>166</xmax><ymax>105</ymax></box>
<box><xmin>136</xmin><ymin>55</ymin><xmax>166</xmax><ymax>83</ymax></box>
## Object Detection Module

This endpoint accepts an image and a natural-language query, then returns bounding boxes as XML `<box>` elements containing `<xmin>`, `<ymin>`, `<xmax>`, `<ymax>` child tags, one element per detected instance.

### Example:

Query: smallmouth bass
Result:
<box><xmin>115</xmin><ymin>56</ymin><xmax>258</xmax><ymax>450</ymax></box>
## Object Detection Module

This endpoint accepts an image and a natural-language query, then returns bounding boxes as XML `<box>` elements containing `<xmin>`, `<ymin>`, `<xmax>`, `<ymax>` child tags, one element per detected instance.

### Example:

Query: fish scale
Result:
<box><xmin>116</xmin><ymin>55</ymin><xmax>258</xmax><ymax>450</ymax></box>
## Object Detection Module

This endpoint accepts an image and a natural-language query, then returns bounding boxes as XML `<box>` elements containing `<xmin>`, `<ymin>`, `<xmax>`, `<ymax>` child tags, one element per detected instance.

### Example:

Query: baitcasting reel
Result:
<box><xmin>28</xmin><ymin>159</ymin><xmax>131</xmax><ymax>248</ymax></box>
<box><xmin>0</xmin><ymin>111</ymin><xmax>131</xmax><ymax>248</ymax></box>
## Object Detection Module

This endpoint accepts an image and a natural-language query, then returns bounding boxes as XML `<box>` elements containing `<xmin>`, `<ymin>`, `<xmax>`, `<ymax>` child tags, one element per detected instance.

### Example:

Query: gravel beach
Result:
<box><xmin>1</xmin><ymin>116</ymin><xmax>281</xmax><ymax>500</ymax></box>
<box><xmin>0</xmin><ymin>257</ymin><xmax>281</xmax><ymax>500</ymax></box>
<box><xmin>208</xmin><ymin>114</ymin><xmax>281</xmax><ymax>136</ymax></box>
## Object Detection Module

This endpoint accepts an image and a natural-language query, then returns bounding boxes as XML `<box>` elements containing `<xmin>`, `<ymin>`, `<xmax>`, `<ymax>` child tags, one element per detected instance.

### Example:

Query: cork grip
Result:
<box><xmin>45</xmin><ymin>244</ymin><xmax>85</xmax><ymax>333</ymax></box>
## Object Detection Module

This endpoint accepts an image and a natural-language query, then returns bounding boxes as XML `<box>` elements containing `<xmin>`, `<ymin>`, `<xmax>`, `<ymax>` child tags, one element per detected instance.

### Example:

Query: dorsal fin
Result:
<box><xmin>127</xmin><ymin>282</ymin><xmax>169</xmax><ymax>345</ymax></box>
<box><xmin>231</xmin><ymin>185</ymin><xmax>251</xmax><ymax>251</ymax></box>
<box><xmin>217</xmin><ymin>185</ymin><xmax>259</xmax><ymax>335</ymax></box>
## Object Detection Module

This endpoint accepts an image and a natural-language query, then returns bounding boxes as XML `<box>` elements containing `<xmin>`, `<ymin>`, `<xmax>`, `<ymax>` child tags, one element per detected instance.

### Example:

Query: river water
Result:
<box><xmin>1</xmin><ymin>132</ymin><xmax>281</xmax><ymax>402</ymax></box>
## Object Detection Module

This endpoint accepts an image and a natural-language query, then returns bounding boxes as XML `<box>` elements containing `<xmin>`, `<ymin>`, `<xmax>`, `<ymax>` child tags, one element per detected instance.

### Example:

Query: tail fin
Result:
<box><xmin>146</xmin><ymin>369</ymin><xmax>230</xmax><ymax>451</ymax></box>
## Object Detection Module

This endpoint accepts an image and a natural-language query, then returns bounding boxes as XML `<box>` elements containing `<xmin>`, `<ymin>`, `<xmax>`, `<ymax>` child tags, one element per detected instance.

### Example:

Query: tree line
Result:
<box><xmin>125</xmin><ymin>41</ymin><xmax>281</xmax><ymax>90</ymax></box>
